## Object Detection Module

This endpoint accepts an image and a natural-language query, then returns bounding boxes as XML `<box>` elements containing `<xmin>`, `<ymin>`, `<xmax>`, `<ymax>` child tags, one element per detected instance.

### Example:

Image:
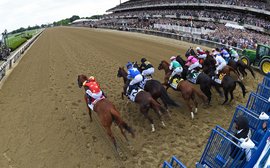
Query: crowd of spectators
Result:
<box><xmin>107</xmin><ymin>9</ymin><xmax>270</xmax><ymax>30</ymax></box>
<box><xmin>201</xmin><ymin>26</ymin><xmax>270</xmax><ymax>49</ymax></box>
<box><xmin>100</xmin><ymin>0</ymin><xmax>270</xmax><ymax>49</ymax></box>
<box><xmin>96</xmin><ymin>17</ymin><xmax>270</xmax><ymax>49</ymax></box>
<box><xmin>111</xmin><ymin>0</ymin><xmax>268</xmax><ymax>11</ymax></box>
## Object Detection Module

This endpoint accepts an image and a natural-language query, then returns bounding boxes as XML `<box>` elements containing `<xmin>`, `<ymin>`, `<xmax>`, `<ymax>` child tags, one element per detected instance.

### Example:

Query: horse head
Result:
<box><xmin>77</xmin><ymin>74</ymin><xmax>88</xmax><ymax>88</ymax></box>
<box><xmin>185</xmin><ymin>47</ymin><xmax>196</xmax><ymax>57</ymax></box>
<box><xmin>176</xmin><ymin>55</ymin><xmax>186</xmax><ymax>67</ymax></box>
<box><xmin>117</xmin><ymin>67</ymin><xmax>127</xmax><ymax>78</ymax></box>
<box><xmin>158</xmin><ymin>60</ymin><xmax>169</xmax><ymax>70</ymax></box>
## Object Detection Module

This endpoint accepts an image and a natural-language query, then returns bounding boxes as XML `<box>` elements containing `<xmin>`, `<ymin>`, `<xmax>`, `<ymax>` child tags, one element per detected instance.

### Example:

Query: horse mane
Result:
<box><xmin>161</xmin><ymin>60</ymin><xmax>169</xmax><ymax>65</ymax></box>
<box><xmin>79</xmin><ymin>74</ymin><xmax>88</xmax><ymax>81</ymax></box>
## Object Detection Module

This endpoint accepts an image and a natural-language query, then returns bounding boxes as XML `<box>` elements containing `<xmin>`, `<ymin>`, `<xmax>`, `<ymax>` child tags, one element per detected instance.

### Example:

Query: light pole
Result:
<box><xmin>2</xmin><ymin>29</ymin><xmax>8</xmax><ymax>48</ymax></box>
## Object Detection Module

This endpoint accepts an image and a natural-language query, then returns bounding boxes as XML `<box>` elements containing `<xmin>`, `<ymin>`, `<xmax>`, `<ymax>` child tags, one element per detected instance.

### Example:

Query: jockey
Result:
<box><xmin>220</xmin><ymin>48</ymin><xmax>230</xmax><ymax>63</ymax></box>
<box><xmin>214</xmin><ymin>53</ymin><xmax>227</xmax><ymax>75</ymax></box>
<box><xmin>229</xmin><ymin>47</ymin><xmax>239</xmax><ymax>62</ymax></box>
<box><xmin>126</xmin><ymin>62</ymin><xmax>143</xmax><ymax>95</ymax></box>
<box><xmin>185</xmin><ymin>55</ymin><xmax>202</xmax><ymax>73</ymax></box>
<box><xmin>83</xmin><ymin>76</ymin><xmax>105</xmax><ymax>110</ymax></box>
<box><xmin>169</xmin><ymin>56</ymin><xmax>183</xmax><ymax>84</ymax></box>
<box><xmin>140</xmin><ymin>58</ymin><xmax>154</xmax><ymax>78</ymax></box>
<box><xmin>196</xmin><ymin>47</ymin><xmax>207</xmax><ymax>59</ymax></box>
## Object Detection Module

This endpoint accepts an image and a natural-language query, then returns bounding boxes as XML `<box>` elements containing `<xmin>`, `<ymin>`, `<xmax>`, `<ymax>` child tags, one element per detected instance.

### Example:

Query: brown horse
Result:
<box><xmin>117</xmin><ymin>67</ymin><xmax>167</xmax><ymax>132</ymax></box>
<box><xmin>77</xmin><ymin>75</ymin><xmax>135</xmax><ymax>151</ymax></box>
<box><xmin>158</xmin><ymin>60</ymin><xmax>208</xmax><ymax>119</ymax></box>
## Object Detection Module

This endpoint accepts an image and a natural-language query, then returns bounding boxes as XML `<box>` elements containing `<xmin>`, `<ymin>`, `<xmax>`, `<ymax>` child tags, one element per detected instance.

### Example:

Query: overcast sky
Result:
<box><xmin>0</xmin><ymin>0</ymin><xmax>128</xmax><ymax>33</ymax></box>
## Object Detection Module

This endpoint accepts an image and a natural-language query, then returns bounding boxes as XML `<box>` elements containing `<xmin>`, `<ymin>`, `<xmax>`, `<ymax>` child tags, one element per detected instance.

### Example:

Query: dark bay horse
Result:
<box><xmin>117</xmin><ymin>67</ymin><xmax>167</xmax><ymax>132</ymax></box>
<box><xmin>77</xmin><ymin>75</ymin><xmax>135</xmax><ymax>151</ymax></box>
<box><xmin>227</xmin><ymin>59</ymin><xmax>255</xmax><ymax>79</ymax></box>
<box><xmin>132</xmin><ymin>62</ymin><xmax>179</xmax><ymax>109</ymax></box>
<box><xmin>201</xmin><ymin>54</ymin><xmax>241</xmax><ymax>80</ymax></box>
<box><xmin>175</xmin><ymin>56</ymin><xmax>219</xmax><ymax>104</ymax></box>
<box><xmin>158</xmin><ymin>61</ymin><xmax>208</xmax><ymax>119</ymax></box>
<box><xmin>206</xmin><ymin>69</ymin><xmax>247</xmax><ymax>104</ymax></box>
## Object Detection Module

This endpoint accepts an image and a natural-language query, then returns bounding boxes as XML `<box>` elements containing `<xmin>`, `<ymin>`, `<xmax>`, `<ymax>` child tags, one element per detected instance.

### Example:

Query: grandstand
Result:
<box><xmin>96</xmin><ymin>0</ymin><xmax>270</xmax><ymax>49</ymax></box>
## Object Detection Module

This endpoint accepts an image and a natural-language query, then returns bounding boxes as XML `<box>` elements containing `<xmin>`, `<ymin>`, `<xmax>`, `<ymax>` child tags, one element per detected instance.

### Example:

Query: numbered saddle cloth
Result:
<box><xmin>187</xmin><ymin>71</ymin><xmax>201</xmax><ymax>84</ymax></box>
<box><xmin>128</xmin><ymin>88</ymin><xmax>144</xmax><ymax>102</ymax></box>
<box><xmin>87</xmin><ymin>96</ymin><xmax>105</xmax><ymax>111</ymax></box>
<box><xmin>170</xmin><ymin>78</ymin><xmax>183</xmax><ymax>89</ymax></box>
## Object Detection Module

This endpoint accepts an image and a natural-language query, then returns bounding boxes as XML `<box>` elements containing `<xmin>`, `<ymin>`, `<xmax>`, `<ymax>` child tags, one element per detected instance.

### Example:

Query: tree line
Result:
<box><xmin>9</xmin><ymin>15</ymin><xmax>102</xmax><ymax>34</ymax></box>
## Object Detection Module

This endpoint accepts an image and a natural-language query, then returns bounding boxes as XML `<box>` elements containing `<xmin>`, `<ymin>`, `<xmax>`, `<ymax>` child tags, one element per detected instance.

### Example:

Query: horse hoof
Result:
<box><xmin>191</xmin><ymin>112</ymin><xmax>194</xmax><ymax>119</ymax></box>
<box><xmin>161</xmin><ymin>121</ymin><xmax>166</xmax><ymax>128</ymax></box>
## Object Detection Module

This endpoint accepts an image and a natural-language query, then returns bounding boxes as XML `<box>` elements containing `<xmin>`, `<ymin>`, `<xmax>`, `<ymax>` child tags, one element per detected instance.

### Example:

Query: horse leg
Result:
<box><xmin>229</xmin><ymin>89</ymin><xmax>234</xmax><ymax>102</ymax></box>
<box><xmin>214</xmin><ymin>85</ymin><xmax>224</xmax><ymax>97</ymax></box>
<box><xmin>222</xmin><ymin>89</ymin><xmax>229</xmax><ymax>105</ymax></box>
<box><xmin>184</xmin><ymin>97</ymin><xmax>194</xmax><ymax>119</ymax></box>
<box><xmin>201</xmin><ymin>86</ymin><xmax>211</xmax><ymax>105</ymax></box>
<box><xmin>84</xmin><ymin>95</ymin><xmax>92</xmax><ymax>122</ymax></box>
<box><xmin>140</xmin><ymin>105</ymin><xmax>155</xmax><ymax>132</ymax></box>
<box><xmin>119</xmin><ymin>125</ymin><xmax>129</xmax><ymax>143</ymax></box>
<box><xmin>105</xmin><ymin>127</ymin><xmax>118</xmax><ymax>151</ymax></box>
<box><xmin>191</xmin><ymin>93</ymin><xmax>198</xmax><ymax>114</ymax></box>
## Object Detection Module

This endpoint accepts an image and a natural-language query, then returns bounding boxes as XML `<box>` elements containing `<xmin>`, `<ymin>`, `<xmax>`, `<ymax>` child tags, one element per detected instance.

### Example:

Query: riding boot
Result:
<box><xmin>127</xmin><ymin>85</ymin><xmax>134</xmax><ymax>95</ymax></box>
<box><xmin>102</xmin><ymin>90</ymin><xmax>107</xmax><ymax>98</ymax></box>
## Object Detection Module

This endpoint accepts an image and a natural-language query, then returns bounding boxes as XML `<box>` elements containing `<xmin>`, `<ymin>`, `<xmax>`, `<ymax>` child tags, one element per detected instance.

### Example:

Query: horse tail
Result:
<box><xmin>150</xmin><ymin>98</ymin><xmax>166</xmax><ymax>113</ymax></box>
<box><xmin>110</xmin><ymin>108</ymin><xmax>135</xmax><ymax>138</ymax></box>
<box><xmin>228</xmin><ymin>65</ymin><xmax>240</xmax><ymax>79</ymax></box>
<box><xmin>193</xmin><ymin>87</ymin><xmax>208</xmax><ymax>103</ymax></box>
<box><xmin>235</xmin><ymin>81</ymin><xmax>246</xmax><ymax>98</ymax></box>
<box><xmin>160</xmin><ymin>86</ymin><xmax>179</xmax><ymax>107</ymax></box>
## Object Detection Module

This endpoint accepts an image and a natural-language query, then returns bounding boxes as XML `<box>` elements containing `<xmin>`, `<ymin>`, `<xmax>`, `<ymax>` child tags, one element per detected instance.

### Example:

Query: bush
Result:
<box><xmin>8</xmin><ymin>38</ymin><xmax>27</xmax><ymax>51</ymax></box>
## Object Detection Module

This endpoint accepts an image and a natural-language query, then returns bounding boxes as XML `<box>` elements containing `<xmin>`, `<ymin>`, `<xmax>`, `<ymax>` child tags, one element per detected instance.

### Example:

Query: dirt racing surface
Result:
<box><xmin>0</xmin><ymin>27</ymin><xmax>264</xmax><ymax>168</ymax></box>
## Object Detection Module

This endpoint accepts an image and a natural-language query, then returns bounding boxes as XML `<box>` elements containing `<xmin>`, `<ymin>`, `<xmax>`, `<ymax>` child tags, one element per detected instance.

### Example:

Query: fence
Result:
<box><xmin>0</xmin><ymin>30</ymin><xmax>43</xmax><ymax>83</ymax></box>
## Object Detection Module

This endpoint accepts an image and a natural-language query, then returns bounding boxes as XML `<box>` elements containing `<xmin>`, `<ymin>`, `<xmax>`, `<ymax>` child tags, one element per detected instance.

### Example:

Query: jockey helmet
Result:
<box><xmin>187</xmin><ymin>56</ymin><xmax>194</xmax><ymax>61</ymax></box>
<box><xmin>196</xmin><ymin>47</ymin><xmax>201</xmax><ymax>51</ymax></box>
<box><xmin>229</xmin><ymin>47</ymin><xmax>233</xmax><ymax>50</ymax></box>
<box><xmin>141</xmin><ymin>58</ymin><xmax>146</xmax><ymax>63</ymax></box>
<box><xmin>126</xmin><ymin>62</ymin><xmax>133</xmax><ymax>69</ymax></box>
<box><xmin>170</xmin><ymin>56</ymin><xmax>176</xmax><ymax>60</ymax></box>
<box><xmin>88</xmin><ymin>76</ymin><xmax>95</xmax><ymax>81</ymax></box>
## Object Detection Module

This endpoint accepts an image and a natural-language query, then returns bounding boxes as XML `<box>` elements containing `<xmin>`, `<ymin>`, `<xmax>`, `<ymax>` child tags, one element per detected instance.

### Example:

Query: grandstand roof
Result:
<box><xmin>72</xmin><ymin>19</ymin><xmax>98</xmax><ymax>23</ymax></box>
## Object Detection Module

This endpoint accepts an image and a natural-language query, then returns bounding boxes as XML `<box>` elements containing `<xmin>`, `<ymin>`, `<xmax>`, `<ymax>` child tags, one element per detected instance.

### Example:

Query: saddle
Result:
<box><xmin>170</xmin><ymin>75</ymin><xmax>183</xmax><ymax>89</ymax></box>
<box><xmin>127</xmin><ymin>88</ymin><xmax>144</xmax><ymax>102</ymax></box>
<box><xmin>212</xmin><ymin>73</ymin><xmax>226</xmax><ymax>84</ymax></box>
<box><xmin>187</xmin><ymin>70</ymin><xmax>201</xmax><ymax>84</ymax></box>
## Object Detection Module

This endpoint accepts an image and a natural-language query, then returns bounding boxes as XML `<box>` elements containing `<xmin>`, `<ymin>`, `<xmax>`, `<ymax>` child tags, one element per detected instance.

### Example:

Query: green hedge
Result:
<box><xmin>8</xmin><ymin>38</ymin><xmax>27</xmax><ymax>51</ymax></box>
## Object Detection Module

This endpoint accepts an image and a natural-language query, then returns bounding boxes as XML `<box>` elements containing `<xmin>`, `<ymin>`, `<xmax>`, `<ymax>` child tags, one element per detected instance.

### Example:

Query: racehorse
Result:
<box><xmin>202</xmin><ymin>53</ymin><xmax>241</xmax><ymax>80</ymax></box>
<box><xmin>158</xmin><ymin>61</ymin><xmax>208</xmax><ymax>119</ymax></box>
<box><xmin>227</xmin><ymin>59</ymin><xmax>255</xmax><ymax>79</ymax></box>
<box><xmin>77</xmin><ymin>74</ymin><xmax>135</xmax><ymax>151</ymax></box>
<box><xmin>207</xmin><ymin>69</ymin><xmax>247</xmax><ymax>104</ymax></box>
<box><xmin>132</xmin><ymin>62</ymin><xmax>179</xmax><ymax>110</ymax></box>
<box><xmin>117</xmin><ymin>67</ymin><xmax>167</xmax><ymax>132</ymax></box>
<box><xmin>185</xmin><ymin>47</ymin><xmax>204</xmax><ymax>64</ymax></box>
<box><xmin>175</xmin><ymin>56</ymin><xmax>220</xmax><ymax>104</ymax></box>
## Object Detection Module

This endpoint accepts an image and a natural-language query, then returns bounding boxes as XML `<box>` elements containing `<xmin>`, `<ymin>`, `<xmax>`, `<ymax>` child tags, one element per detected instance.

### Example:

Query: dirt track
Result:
<box><xmin>0</xmin><ymin>27</ymin><xmax>264</xmax><ymax>168</ymax></box>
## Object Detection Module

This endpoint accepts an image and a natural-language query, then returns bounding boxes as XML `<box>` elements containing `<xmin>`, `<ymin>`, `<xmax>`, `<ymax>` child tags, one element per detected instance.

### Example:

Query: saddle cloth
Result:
<box><xmin>88</xmin><ymin>96</ymin><xmax>105</xmax><ymax>111</ymax></box>
<box><xmin>128</xmin><ymin>88</ymin><xmax>144</xmax><ymax>102</ymax></box>
<box><xmin>170</xmin><ymin>78</ymin><xmax>183</xmax><ymax>89</ymax></box>
<box><xmin>187</xmin><ymin>71</ymin><xmax>201</xmax><ymax>84</ymax></box>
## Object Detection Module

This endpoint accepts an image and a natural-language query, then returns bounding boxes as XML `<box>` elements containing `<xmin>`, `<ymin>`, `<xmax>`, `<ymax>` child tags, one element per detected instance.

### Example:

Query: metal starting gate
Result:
<box><xmin>163</xmin><ymin>75</ymin><xmax>270</xmax><ymax>168</ymax></box>
<box><xmin>163</xmin><ymin>156</ymin><xmax>187</xmax><ymax>168</ymax></box>
<box><xmin>256</xmin><ymin>83</ymin><xmax>270</xmax><ymax>100</ymax></box>
<box><xmin>245</xmin><ymin>92</ymin><xmax>270</xmax><ymax>115</ymax></box>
